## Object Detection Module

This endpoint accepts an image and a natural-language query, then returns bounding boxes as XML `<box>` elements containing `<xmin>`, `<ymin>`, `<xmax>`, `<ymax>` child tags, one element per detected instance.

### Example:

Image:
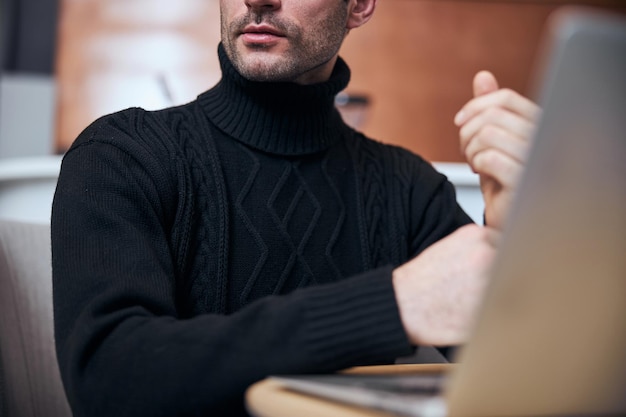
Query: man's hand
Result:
<box><xmin>392</xmin><ymin>224</ymin><xmax>499</xmax><ymax>346</ymax></box>
<box><xmin>455</xmin><ymin>71</ymin><xmax>541</xmax><ymax>229</ymax></box>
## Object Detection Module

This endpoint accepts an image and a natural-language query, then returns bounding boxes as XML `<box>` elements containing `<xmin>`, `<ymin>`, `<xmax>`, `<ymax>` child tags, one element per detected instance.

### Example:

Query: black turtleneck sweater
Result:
<box><xmin>51</xmin><ymin>45</ymin><xmax>471</xmax><ymax>417</ymax></box>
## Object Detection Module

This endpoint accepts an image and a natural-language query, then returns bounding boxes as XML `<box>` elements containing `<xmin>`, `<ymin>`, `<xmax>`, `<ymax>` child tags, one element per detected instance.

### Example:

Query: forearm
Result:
<box><xmin>54</xmin><ymin>266</ymin><xmax>412</xmax><ymax>416</ymax></box>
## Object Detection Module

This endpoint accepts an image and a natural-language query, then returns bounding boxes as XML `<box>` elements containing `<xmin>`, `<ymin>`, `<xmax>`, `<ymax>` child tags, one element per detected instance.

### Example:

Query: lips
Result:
<box><xmin>242</xmin><ymin>24</ymin><xmax>285</xmax><ymax>37</ymax></box>
<box><xmin>240</xmin><ymin>24</ymin><xmax>286</xmax><ymax>45</ymax></box>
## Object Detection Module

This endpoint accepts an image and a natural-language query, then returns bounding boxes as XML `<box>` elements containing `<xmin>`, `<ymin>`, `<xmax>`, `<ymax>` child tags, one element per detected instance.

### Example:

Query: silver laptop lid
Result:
<box><xmin>446</xmin><ymin>8</ymin><xmax>626</xmax><ymax>417</ymax></box>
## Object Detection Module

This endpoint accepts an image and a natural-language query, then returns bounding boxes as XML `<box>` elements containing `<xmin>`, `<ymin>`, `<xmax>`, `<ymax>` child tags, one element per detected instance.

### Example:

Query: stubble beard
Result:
<box><xmin>221</xmin><ymin>6</ymin><xmax>348</xmax><ymax>83</ymax></box>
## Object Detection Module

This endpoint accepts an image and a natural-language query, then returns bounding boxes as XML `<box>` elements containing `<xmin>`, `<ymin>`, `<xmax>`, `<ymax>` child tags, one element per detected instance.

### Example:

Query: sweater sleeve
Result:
<box><xmin>51</xmin><ymin>115</ymin><xmax>413</xmax><ymax>417</ymax></box>
<box><xmin>408</xmin><ymin>160</ymin><xmax>474</xmax><ymax>258</ymax></box>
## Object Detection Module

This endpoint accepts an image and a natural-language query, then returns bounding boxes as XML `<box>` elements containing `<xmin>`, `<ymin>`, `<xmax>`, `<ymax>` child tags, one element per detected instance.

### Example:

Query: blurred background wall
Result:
<box><xmin>2</xmin><ymin>0</ymin><xmax>59</xmax><ymax>73</ymax></box>
<box><xmin>2</xmin><ymin>0</ymin><xmax>626</xmax><ymax>161</ymax></box>
<box><xmin>1</xmin><ymin>0</ymin><xmax>59</xmax><ymax>159</ymax></box>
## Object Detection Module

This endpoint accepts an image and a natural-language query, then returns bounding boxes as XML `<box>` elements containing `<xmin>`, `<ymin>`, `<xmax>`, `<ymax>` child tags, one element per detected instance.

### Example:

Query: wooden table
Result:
<box><xmin>246</xmin><ymin>364</ymin><xmax>451</xmax><ymax>417</ymax></box>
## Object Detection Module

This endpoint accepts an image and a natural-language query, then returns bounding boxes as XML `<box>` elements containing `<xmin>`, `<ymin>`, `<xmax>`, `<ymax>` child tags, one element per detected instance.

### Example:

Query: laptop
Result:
<box><xmin>271</xmin><ymin>7</ymin><xmax>626</xmax><ymax>417</ymax></box>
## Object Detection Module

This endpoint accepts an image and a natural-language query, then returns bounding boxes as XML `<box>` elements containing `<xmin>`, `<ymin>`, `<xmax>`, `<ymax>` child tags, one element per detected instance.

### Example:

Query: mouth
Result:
<box><xmin>242</xmin><ymin>24</ymin><xmax>285</xmax><ymax>36</ymax></box>
<box><xmin>240</xmin><ymin>24</ymin><xmax>286</xmax><ymax>45</ymax></box>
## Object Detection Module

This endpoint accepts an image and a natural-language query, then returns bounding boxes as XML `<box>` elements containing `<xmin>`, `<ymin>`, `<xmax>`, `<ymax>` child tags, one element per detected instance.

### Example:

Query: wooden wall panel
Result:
<box><xmin>55</xmin><ymin>0</ymin><xmax>221</xmax><ymax>149</ymax></box>
<box><xmin>55</xmin><ymin>0</ymin><xmax>626</xmax><ymax>160</ymax></box>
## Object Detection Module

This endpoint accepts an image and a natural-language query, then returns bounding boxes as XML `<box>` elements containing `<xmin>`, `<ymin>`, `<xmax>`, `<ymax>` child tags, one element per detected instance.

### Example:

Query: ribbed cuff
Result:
<box><xmin>299</xmin><ymin>266</ymin><xmax>413</xmax><ymax>370</ymax></box>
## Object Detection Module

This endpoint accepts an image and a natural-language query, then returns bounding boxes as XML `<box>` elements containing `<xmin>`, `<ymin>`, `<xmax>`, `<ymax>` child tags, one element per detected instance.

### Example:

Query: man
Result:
<box><xmin>51</xmin><ymin>0</ymin><xmax>539</xmax><ymax>415</ymax></box>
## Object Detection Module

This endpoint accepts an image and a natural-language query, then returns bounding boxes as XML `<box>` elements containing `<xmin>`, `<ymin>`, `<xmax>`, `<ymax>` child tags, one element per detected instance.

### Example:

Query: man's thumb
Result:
<box><xmin>473</xmin><ymin>70</ymin><xmax>499</xmax><ymax>97</ymax></box>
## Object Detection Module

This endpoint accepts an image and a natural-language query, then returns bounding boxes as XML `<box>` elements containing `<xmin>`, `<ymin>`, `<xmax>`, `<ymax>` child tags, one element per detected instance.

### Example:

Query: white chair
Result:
<box><xmin>0</xmin><ymin>156</ymin><xmax>61</xmax><ymax>224</ymax></box>
<box><xmin>0</xmin><ymin>220</ymin><xmax>71</xmax><ymax>417</ymax></box>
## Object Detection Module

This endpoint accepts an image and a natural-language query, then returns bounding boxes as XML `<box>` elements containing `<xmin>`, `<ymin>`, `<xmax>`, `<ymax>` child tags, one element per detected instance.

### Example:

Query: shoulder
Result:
<box><xmin>64</xmin><ymin>98</ymin><xmax>211</xmax><ymax>177</ymax></box>
<box><xmin>70</xmin><ymin>101</ymin><xmax>199</xmax><ymax>153</ymax></box>
<box><xmin>60</xmin><ymin>104</ymin><xmax>200</xmax><ymax>195</ymax></box>
<box><xmin>56</xmin><ymin>106</ymin><xmax>196</xmax><ymax>225</ymax></box>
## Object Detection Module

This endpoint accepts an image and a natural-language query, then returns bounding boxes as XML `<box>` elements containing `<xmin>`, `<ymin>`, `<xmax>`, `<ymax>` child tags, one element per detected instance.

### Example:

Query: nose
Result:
<box><xmin>244</xmin><ymin>0</ymin><xmax>281</xmax><ymax>12</ymax></box>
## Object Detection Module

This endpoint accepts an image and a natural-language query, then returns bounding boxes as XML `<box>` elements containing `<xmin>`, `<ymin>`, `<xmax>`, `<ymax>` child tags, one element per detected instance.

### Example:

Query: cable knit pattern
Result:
<box><xmin>51</xmin><ymin>44</ymin><xmax>472</xmax><ymax>417</ymax></box>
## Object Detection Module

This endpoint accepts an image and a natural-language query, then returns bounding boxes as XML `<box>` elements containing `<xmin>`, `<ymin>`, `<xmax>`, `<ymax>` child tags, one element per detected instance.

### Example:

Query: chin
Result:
<box><xmin>239</xmin><ymin>57</ymin><xmax>295</xmax><ymax>82</ymax></box>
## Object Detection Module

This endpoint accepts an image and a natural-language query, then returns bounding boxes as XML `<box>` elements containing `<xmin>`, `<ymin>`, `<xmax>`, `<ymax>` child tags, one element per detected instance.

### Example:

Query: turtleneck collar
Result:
<box><xmin>198</xmin><ymin>44</ymin><xmax>352</xmax><ymax>156</ymax></box>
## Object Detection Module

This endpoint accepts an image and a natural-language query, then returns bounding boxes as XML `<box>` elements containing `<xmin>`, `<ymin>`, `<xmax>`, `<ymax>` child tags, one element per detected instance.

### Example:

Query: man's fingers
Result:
<box><xmin>473</xmin><ymin>70</ymin><xmax>499</xmax><ymax>97</ymax></box>
<box><xmin>459</xmin><ymin>107</ymin><xmax>535</xmax><ymax>157</ymax></box>
<box><xmin>455</xmin><ymin>88</ymin><xmax>540</xmax><ymax>127</ymax></box>
<box><xmin>454</xmin><ymin>70</ymin><xmax>499</xmax><ymax>125</ymax></box>
<box><xmin>470</xmin><ymin>148</ymin><xmax>524</xmax><ymax>190</ymax></box>
<box><xmin>463</xmin><ymin>124</ymin><xmax>529</xmax><ymax>166</ymax></box>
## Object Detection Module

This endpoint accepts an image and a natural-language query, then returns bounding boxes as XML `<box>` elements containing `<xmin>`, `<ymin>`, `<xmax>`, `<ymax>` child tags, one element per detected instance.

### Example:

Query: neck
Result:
<box><xmin>198</xmin><ymin>44</ymin><xmax>352</xmax><ymax>156</ymax></box>
<box><xmin>291</xmin><ymin>55</ymin><xmax>339</xmax><ymax>85</ymax></box>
